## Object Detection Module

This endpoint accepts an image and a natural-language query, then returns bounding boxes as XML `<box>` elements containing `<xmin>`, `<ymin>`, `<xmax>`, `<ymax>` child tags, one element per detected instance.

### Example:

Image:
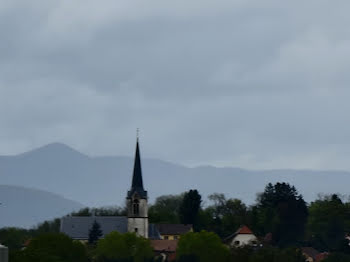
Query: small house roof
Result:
<box><xmin>236</xmin><ymin>225</ymin><xmax>253</xmax><ymax>234</ymax></box>
<box><xmin>315</xmin><ymin>252</ymin><xmax>329</xmax><ymax>262</ymax></box>
<box><xmin>301</xmin><ymin>247</ymin><xmax>320</xmax><ymax>260</ymax></box>
<box><xmin>223</xmin><ymin>225</ymin><xmax>256</xmax><ymax>242</ymax></box>
<box><xmin>151</xmin><ymin>240</ymin><xmax>178</xmax><ymax>252</ymax></box>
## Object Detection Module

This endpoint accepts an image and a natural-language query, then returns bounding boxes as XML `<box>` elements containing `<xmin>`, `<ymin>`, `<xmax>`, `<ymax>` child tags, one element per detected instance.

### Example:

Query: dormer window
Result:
<box><xmin>133</xmin><ymin>199</ymin><xmax>140</xmax><ymax>215</ymax></box>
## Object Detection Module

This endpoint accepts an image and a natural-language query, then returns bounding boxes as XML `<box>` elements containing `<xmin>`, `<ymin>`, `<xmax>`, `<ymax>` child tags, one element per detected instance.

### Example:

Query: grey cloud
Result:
<box><xmin>0</xmin><ymin>0</ymin><xmax>350</xmax><ymax>170</ymax></box>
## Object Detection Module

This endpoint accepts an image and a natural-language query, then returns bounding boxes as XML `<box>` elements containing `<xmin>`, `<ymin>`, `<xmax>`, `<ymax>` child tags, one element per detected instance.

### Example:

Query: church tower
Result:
<box><xmin>127</xmin><ymin>138</ymin><xmax>148</xmax><ymax>238</ymax></box>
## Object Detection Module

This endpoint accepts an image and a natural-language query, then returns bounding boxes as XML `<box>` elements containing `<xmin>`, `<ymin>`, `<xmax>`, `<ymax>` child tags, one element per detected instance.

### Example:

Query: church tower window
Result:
<box><xmin>133</xmin><ymin>199</ymin><xmax>140</xmax><ymax>215</ymax></box>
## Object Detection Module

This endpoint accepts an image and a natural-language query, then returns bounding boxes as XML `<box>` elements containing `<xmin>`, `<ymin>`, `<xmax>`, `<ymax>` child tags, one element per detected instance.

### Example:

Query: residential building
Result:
<box><xmin>156</xmin><ymin>224</ymin><xmax>193</xmax><ymax>240</ymax></box>
<box><xmin>224</xmin><ymin>225</ymin><xmax>258</xmax><ymax>247</ymax></box>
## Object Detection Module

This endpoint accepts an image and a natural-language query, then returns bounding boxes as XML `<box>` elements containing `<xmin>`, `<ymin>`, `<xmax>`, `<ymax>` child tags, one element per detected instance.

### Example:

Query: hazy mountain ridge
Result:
<box><xmin>1</xmin><ymin>143</ymin><xmax>350</xmax><ymax>210</ymax></box>
<box><xmin>0</xmin><ymin>185</ymin><xmax>83</xmax><ymax>228</ymax></box>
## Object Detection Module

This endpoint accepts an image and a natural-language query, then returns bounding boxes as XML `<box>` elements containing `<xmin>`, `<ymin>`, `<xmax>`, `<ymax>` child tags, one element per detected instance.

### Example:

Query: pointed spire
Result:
<box><xmin>131</xmin><ymin>139</ymin><xmax>144</xmax><ymax>189</ymax></box>
<box><xmin>127</xmin><ymin>134</ymin><xmax>147</xmax><ymax>199</ymax></box>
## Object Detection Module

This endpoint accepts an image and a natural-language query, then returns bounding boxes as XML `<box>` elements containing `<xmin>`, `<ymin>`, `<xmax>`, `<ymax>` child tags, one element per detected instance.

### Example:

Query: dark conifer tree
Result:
<box><xmin>88</xmin><ymin>220</ymin><xmax>103</xmax><ymax>245</ymax></box>
<box><xmin>179</xmin><ymin>190</ymin><xmax>202</xmax><ymax>230</ymax></box>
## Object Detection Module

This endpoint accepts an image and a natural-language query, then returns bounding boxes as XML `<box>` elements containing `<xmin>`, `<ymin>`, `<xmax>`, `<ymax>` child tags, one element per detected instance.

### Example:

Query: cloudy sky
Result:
<box><xmin>1</xmin><ymin>0</ymin><xmax>350</xmax><ymax>170</ymax></box>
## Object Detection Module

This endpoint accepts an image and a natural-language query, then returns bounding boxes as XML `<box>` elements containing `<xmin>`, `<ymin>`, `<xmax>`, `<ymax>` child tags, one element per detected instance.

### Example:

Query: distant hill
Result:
<box><xmin>0</xmin><ymin>185</ymin><xmax>83</xmax><ymax>228</ymax></box>
<box><xmin>1</xmin><ymin>142</ymin><xmax>350</xmax><ymax>210</ymax></box>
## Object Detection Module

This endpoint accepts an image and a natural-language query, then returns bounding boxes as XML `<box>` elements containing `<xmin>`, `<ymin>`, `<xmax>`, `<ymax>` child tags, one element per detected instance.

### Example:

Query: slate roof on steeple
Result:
<box><xmin>127</xmin><ymin>139</ymin><xmax>147</xmax><ymax>199</ymax></box>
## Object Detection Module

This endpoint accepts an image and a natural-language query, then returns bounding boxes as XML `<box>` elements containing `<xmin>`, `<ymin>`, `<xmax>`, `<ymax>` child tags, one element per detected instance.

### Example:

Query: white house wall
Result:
<box><xmin>231</xmin><ymin>234</ymin><xmax>257</xmax><ymax>247</ymax></box>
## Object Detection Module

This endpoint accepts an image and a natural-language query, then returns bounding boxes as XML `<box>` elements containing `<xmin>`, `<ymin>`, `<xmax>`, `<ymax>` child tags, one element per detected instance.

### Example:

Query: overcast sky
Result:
<box><xmin>1</xmin><ymin>0</ymin><xmax>350</xmax><ymax>170</ymax></box>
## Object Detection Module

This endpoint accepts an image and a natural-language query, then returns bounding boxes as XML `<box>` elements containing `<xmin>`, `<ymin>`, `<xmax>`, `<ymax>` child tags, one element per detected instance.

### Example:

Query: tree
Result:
<box><xmin>246</xmin><ymin>247</ymin><xmax>305</xmax><ymax>262</ymax></box>
<box><xmin>15</xmin><ymin>233</ymin><xmax>88</xmax><ymax>262</ymax></box>
<box><xmin>176</xmin><ymin>231</ymin><xmax>230</xmax><ymax>262</ymax></box>
<box><xmin>201</xmin><ymin>193</ymin><xmax>248</xmax><ymax>237</ymax></box>
<box><xmin>253</xmin><ymin>182</ymin><xmax>308</xmax><ymax>246</ymax></box>
<box><xmin>179</xmin><ymin>190</ymin><xmax>202</xmax><ymax>230</ymax></box>
<box><xmin>96</xmin><ymin>231</ymin><xmax>153</xmax><ymax>262</ymax></box>
<box><xmin>89</xmin><ymin>220</ymin><xmax>103</xmax><ymax>245</ymax></box>
<box><xmin>35</xmin><ymin>218</ymin><xmax>61</xmax><ymax>234</ymax></box>
<box><xmin>0</xmin><ymin>227</ymin><xmax>31</xmax><ymax>250</ymax></box>
<box><xmin>148</xmin><ymin>194</ymin><xmax>184</xmax><ymax>224</ymax></box>
<box><xmin>323</xmin><ymin>252</ymin><xmax>350</xmax><ymax>262</ymax></box>
<box><xmin>71</xmin><ymin>206</ymin><xmax>126</xmax><ymax>217</ymax></box>
<box><xmin>307</xmin><ymin>194</ymin><xmax>350</xmax><ymax>251</ymax></box>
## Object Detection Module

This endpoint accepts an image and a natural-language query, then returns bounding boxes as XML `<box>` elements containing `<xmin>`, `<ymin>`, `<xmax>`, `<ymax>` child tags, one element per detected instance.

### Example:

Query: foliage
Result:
<box><xmin>35</xmin><ymin>218</ymin><xmax>61</xmax><ymax>234</ymax></box>
<box><xmin>89</xmin><ymin>220</ymin><xmax>103</xmax><ymax>245</ymax></box>
<box><xmin>0</xmin><ymin>227</ymin><xmax>31</xmax><ymax>250</ymax></box>
<box><xmin>323</xmin><ymin>252</ymin><xmax>350</xmax><ymax>262</ymax></box>
<box><xmin>179</xmin><ymin>190</ymin><xmax>202</xmax><ymax>230</ymax></box>
<box><xmin>307</xmin><ymin>194</ymin><xmax>350</xmax><ymax>251</ymax></box>
<box><xmin>0</xmin><ymin>219</ymin><xmax>61</xmax><ymax>250</ymax></box>
<box><xmin>253</xmin><ymin>182</ymin><xmax>308</xmax><ymax>246</ymax></box>
<box><xmin>149</xmin><ymin>194</ymin><xmax>184</xmax><ymax>224</ymax></box>
<box><xmin>176</xmin><ymin>230</ymin><xmax>230</xmax><ymax>262</ymax></box>
<box><xmin>230</xmin><ymin>246</ymin><xmax>305</xmax><ymax>262</ymax></box>
<box><xmin>96</xmin><ymin>231</ymin><xmax>153</xmax><ymax>262</ymax></box>
<box><xmin>13</xmin><ymin>233</ymin><xmax>88</xmax><ymax>262</ymax></box>
<box><xmin>198</xmin><ymin>193</ymin><xmax>248</xmax><ymax>237</ymax></box>
<box><xmin>71</xmin><ymin>206</ymin><xmax>126</xmax><ymax>216</ymax></box>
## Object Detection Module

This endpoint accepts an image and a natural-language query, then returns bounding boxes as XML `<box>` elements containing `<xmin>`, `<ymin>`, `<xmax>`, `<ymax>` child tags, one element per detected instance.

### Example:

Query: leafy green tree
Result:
<box><xmin>201</xmin><ymin>193</ymin><xmax>248</xmax><ymax>237</ymax></box>
<box><xmin>230</xmin><ymin>245</ymin><xmax>253</xmax><ymax>262</ymax></box>
<box><xmin>247</xmin><ymin>247</ymin><xmax>305</xmax><ymax>262</ymax></box>
<box><xmin>0</xmin><ymin>227</ymin><xmax>31</xmax><ymax>250</ymax></box>
<box><xmin>323</xmin><ymin>252</ymin><xmax>350</xmax><ymax>262</ymax></box>
<box><xmin>253</xmin><ymin>182</ymin><xmax>308</xmax><ymax>246</ymax></box>
<box><xmin>307</xmin><ymin>194</ymin><xmax>350</xmax><ymax>251</ymax></box>
<box><xmin>149</xmin><ymin>194</ymin><xmax>184</xmax><ymax>224</ymax></box>
<box><xmin>96</xmin><ymin>231</ymin><xmax>153</xmax><ymax>262</ymax></box>
<box><xmin>71</xmin><ymin>207</ymin><xmax>92</xmax><ymax>216</ymax></box>
<box><xmin>176</xmin><ymin>231</ymin><xmax>230</xmax><ymax>262</ymax></box>
<box><xmin>71</xmin><ymin>206</ymin><xmax>126</xmax><ymax>216</ymax></box>
<box><xmin>89</xmin><ymin>220</ymin><xmax>103</xmax><ymax>245</ymax></box>
<box><xmin>16</xmin><ymin>233</ymin><xmax>88</xmax><ymax>262</ymax></box>
<box><xmin>35</xmin><ymin>218</ymin><xmax>61</xmax><ymax>234</ymax></box>
<box><xmin>179</xmin><ymin>190</ymin><xmax>202</xmax><ymax>230</ymax></box>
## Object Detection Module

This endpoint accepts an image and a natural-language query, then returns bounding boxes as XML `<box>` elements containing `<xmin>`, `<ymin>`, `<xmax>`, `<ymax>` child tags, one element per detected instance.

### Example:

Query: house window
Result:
<box><xmin>135</xmin><ymin>228</ymin><xmax>138</xmax><ymax>233</ymax></box>
<box><xmin>174</xmin><ymin>236</ymin><xmax>178</xmax><ymax>240</ymax></box>
<box><xmin>164</xmin><ymin>236</ymin><xmax>169</xmax><ymax>240</ymax></box>
<box><xmin>133</xmin><ymin>199</ymin><xmax>140</xmax><ymax>215</ymax></box>
<box><xmin>234</xmin><ymin>241</ymin><xmax>240</xmax><ymax>246</ymax></box>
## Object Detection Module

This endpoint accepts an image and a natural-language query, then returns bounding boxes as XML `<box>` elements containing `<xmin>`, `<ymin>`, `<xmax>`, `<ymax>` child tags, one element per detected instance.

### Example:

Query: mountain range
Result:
<box><xmin>1</xmin><ymin>142</ymin><xmax>350</xmax><ymax>228</ymax></box>
<box><xmin>0</xmin><ymin>185</ymin><xmax>83</xmax><ymax>228</ymax></box>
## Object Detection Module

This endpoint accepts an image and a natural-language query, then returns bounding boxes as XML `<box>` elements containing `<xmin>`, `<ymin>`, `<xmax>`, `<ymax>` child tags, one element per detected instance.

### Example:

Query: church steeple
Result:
<box><xmin>127</xmin><ymin>135</ymin><xmax>149</xmax><ymax>238</ymax></box>
<box><xmin>127</xmin><ymin>138</ymin><xmax>147</xmax><ymax>199</ymax></box>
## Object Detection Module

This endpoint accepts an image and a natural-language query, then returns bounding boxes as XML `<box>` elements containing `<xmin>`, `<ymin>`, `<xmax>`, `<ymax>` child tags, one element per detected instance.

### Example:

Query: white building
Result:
<box><xmin>225</xmin><ymin>225</ymin><xmax>258</xmax><ymax>247</ymax></box>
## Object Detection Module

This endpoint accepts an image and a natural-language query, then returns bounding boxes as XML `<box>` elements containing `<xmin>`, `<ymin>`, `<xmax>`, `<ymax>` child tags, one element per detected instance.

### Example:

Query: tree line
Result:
<box><xmin>2</xmin><ymin>182</ymin><xmax>350</xmax><ymax>261</ymax></box>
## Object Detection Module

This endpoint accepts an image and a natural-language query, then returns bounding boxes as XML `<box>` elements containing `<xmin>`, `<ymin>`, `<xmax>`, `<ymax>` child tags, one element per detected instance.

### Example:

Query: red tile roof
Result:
<box><xmin>315</xmin><ymin>252</ymin><xmax>329</xmax><ymax>262</ymax></box>
<box><xmin>236</xmin><ymin>225</ymin><xmax>253</xmax><ymax>234</ymax></box>
<box><xmin>223</xmin><ymin>225</ymin><xmax>256</xmax><ymax>243</ymax></box>
<box><xmin>150</xmin><ymin>240</ymin><xmax>178</xmax><ymax>252</ymax></box>
<box><xmin>301</xmin><ymin>247</ymin><xmax>320</xmax><ymax>260</ymax></box>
